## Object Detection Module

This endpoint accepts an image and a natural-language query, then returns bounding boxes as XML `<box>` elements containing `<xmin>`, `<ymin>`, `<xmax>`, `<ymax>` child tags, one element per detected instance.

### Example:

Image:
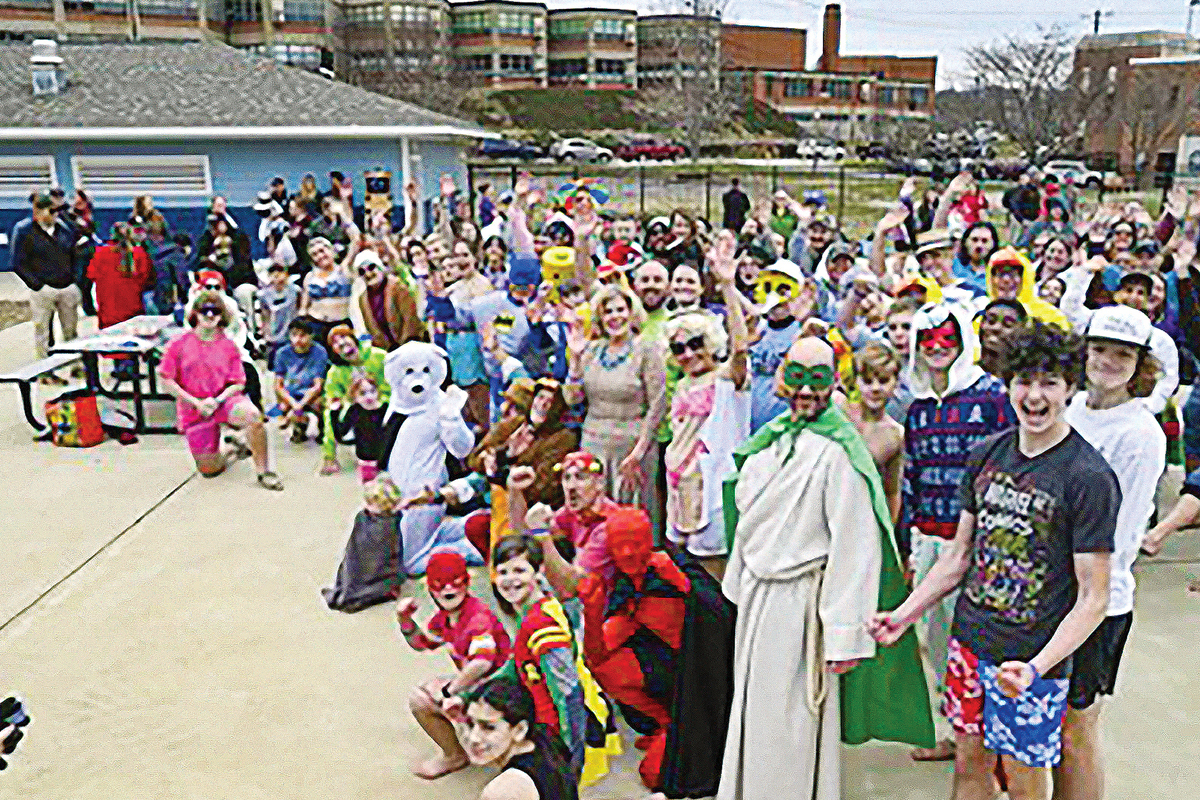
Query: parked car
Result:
<box><xmin>1040</xmin><ymin>159</ymin><xmax>1104</xmax><ymax>189</ymax></box>
<box><xmin>796</xmin><ymin>138</ymin><xmax>847</xmax><ymax>161</ymax></box>
<box><xmin>855</xmin><ymin>141</ymin><xmax>896</xmax><ymax>160</ymax></box>
<box><xmin>614</xmin><ymin>138</ymin><xmax>687</xmax><ymax>161</ymax></box>
<box><xmin>477</xmin><ymin>138</ymin><xmax>544</xmax><ymax>160</ymax></box>
<box><xmin>549</xmin><ymin>137</ymin><xmax>614</xmax><ymax>163</ymax></box>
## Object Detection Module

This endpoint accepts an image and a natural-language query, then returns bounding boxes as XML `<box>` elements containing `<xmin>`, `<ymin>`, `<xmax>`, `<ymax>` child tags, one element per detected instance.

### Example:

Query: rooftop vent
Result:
<box><xmin>31</xmin><ymin>39</ymin><xmax>65</xmax><ymax>97</ymax></box>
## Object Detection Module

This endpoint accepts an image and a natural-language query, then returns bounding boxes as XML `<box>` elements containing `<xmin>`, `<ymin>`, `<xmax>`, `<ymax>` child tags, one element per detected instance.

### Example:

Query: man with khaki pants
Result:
<box><xmin>12</xmin><ymin>193</ymin><xmax>81</xmax><ymax>385</ymax></box>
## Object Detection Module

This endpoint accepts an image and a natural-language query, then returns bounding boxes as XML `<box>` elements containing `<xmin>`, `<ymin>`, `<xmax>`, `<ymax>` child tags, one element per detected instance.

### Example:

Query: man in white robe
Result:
<box><xmin>718</xmin><ymin>336</ymin><xmax>882</xmax><ymax>800</ymax></box>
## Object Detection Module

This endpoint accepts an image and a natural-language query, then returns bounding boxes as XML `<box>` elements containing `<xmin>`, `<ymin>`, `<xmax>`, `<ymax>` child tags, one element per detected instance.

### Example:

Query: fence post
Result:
<box><xmin>836</xmin><ymin>164</ymin><xmax>846</xmax><ymax>230</ymax></box>
<box><xmin>466</xmin><ymin>162</ymin><xmax>476</xmax><ymax>223</ymax></box>
<box><xmin>771</xmin><ymin>163</ymin><xmax>779</xmax><ymax>192</ymax></box>
<box><xmin>639</xmin><ymin>164</ymin><xmax>646</xmax><ymax>217</ymax></box>
<box><xmin>705</xmin><ymin>166</ymin><xmax>712</xmax><ymax>222</ymax></box>
<box><xmin>510</xmin><ymin>164</ymin><xmax>518</xmax><ymax>190</ymax></box>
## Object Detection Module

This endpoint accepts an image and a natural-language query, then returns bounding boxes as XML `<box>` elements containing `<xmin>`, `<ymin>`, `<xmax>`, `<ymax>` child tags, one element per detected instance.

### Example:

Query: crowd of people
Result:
<box><xmin>9</xmin><ymin>163</ymin><xmax>1200</xmax><ymax>799</ymax></box>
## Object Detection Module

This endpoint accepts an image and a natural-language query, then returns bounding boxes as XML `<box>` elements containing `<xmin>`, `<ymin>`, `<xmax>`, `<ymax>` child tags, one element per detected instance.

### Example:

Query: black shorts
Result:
<box><xmin>1067</xmin><ymin>612</ymin><xmax>1133</xmax><ymax>710</ymax></box>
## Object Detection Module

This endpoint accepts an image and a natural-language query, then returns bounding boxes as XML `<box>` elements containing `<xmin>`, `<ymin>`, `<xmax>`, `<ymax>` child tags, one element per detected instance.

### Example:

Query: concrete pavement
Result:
<box><xmin>0</xmin><ymin>311</ymin><xmax>1196</xmax><ymax>799</ymax></box>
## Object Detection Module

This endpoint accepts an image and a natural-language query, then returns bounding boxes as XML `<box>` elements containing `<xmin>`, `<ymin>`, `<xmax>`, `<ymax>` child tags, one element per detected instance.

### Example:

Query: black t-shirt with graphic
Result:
<box><xmin>951</xmin><ymin>428</ymin><xmax>1120</xmax><ymax>678</ymax></box>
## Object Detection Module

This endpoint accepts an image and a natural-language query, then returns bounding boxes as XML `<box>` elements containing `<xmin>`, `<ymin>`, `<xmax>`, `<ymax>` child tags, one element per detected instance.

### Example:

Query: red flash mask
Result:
<box><xmin>918</xmin><ymin>320</ymin><xmax>961</xmax><ymax>351</ymax></box>
<box><xmin>606</xmin><ymin>507</ymin><xmax>654</xmax><ymax>578</ymax></box>
<box><xmin>426</xmin><ymin>550</ymin><xmax>469</xmax><ymax>593</ymax></box>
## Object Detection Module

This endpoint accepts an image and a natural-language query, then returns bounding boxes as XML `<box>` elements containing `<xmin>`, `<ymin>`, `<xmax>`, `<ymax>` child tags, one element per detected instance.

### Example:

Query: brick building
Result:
<box><xmin>1073</xmin><ymin>31</ymin><xmax>1200</xmax><ymax>176</ymax></box>
<box><xmin>722</xmin><ymin>4</ymin><xmax>936</xmax><ymax>138</ymax></box>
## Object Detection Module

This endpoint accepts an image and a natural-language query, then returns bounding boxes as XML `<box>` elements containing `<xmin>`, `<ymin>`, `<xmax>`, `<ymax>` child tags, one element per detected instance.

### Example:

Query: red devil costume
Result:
<box><xmin>578</xmin><ymin>508</ymin><xmax>736</xmax><ymax>796</ymax></box>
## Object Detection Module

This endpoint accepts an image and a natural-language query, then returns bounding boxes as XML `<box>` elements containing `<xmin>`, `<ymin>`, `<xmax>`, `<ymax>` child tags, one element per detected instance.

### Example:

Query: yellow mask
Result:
<box><xmin>540</xmin><ymin>246</ymin><xmax>574</xmax><ymax>304</ymax></box>
<box><xmin>753</xmin><ymin>269</ymin><xmax>802</xmax><ymax>310</ymax></box>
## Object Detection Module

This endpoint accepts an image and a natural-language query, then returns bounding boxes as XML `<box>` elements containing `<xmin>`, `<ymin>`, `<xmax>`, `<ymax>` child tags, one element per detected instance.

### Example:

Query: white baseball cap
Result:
<box><xmin>1085</xmin><ymin>305</ymin><xmax>1152</xmax><ymax>348</ymax></box>
<box><xmin>353</xmin><ymin>249</ymin><xmax>384</xmax><ymax>271</ymax></box>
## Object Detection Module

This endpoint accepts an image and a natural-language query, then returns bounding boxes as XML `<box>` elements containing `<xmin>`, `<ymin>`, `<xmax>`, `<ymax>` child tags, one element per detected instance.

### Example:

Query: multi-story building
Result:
<box><xmin>450</xmin><ymin>0</ymin><xmax>546</xmax><ymax>88</ymax></box>
<box><xmin>0</xmin><ymin>1</ymin><xmax>933</xmax><ymax>128</ymax></box>
<box><xmin>636</xmin><ymin>12</ymin><xmax>721</xmax><ymax>89</ymax></box>
<box><xmin>546</xmin><ymin>7</ymin><xmax>634</xmax><ymax>89</ymax></box>
<box><xmin>1073</xmin><ymin>30</ymin><xmax>1200</xmax><ymax>176</ymax></box>
<box><xmin>723</xmin><ymin>4</ymin><xmax>936</xmax><ymax>138</ymax></box>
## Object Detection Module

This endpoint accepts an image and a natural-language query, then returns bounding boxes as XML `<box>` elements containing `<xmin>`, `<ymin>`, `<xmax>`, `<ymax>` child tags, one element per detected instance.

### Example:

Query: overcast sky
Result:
<box><xmin>548</xmin><ymin>0</ymin><xmax>1192</xmax><ymax>88</ymax></box>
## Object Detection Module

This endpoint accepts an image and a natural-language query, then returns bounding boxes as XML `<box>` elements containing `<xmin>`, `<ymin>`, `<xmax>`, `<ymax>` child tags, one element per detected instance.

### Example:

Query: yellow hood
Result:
<box><xmin>984</xmin><ymin>247</ymin><xmax>1069</xmax><ymax>330</ymax></box>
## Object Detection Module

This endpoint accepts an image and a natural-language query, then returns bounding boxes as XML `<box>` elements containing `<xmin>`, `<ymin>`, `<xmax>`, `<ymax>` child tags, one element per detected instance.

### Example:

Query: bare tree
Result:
<box><xmin>961</xmin><ymin>25</ymin><xmax>1076</xmax><ymax>160</ymax></box>
<box><xmin>636</xmin><ymin>0</ymin><xmax>739</xmax><ymax>158</ymax></box>
<box><xmin>1114</xmin><ymin>66</ymin><xmax>1190</xmax><ymax>188</ymax></box>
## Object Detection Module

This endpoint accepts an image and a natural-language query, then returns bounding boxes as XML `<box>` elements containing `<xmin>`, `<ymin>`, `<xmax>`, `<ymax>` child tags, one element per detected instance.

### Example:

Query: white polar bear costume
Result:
<box><xmin>381</xmin><ymin>342</ymin><xmax>482</xmax><ymax>575</ymax></box>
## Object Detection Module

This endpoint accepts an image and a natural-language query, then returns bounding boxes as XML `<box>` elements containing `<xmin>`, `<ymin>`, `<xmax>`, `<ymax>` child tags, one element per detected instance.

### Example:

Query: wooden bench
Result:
<box><xmin>0</xmin><ymin>353</ymin><xmax>81</xmax><ymax>432</ymax></box>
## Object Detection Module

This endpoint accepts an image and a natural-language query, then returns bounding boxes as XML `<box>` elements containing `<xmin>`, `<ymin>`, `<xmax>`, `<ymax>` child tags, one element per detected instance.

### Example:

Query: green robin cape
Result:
<box><xmin>722</xmin><ymin>404</ymin><xmax>935</xmax><ymax>748</ymax></box>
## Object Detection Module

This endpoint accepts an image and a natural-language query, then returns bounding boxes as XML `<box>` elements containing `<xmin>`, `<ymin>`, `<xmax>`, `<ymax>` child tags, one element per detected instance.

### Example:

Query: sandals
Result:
<box><xmin>257</xmin><ymin>471</ymin><xmax>284</xmax><ymax>491</ymax></box>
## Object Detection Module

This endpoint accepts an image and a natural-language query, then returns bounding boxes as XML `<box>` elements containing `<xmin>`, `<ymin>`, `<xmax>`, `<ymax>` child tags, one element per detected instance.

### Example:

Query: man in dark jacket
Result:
<box><xmin>722</xmin><ymin>178</ymin><xmax>751</xmax><ymax>232</ymax></box>
<box><xmin>1001</xmin><ymin>171</ymin><xmax>1041</xmax><ymax>224</ymax></box>
<box><xmin>14</xmin><ymin>193</ymin><xmax>81</xmax><ymax>382</ymax></box>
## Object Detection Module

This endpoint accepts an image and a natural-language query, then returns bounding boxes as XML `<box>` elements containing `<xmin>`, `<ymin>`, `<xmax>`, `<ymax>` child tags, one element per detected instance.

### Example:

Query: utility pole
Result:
<box><xmin>1091</xmin><ymin>9</ymin><xmax>1113</xmax><ymax>35</ymax></box>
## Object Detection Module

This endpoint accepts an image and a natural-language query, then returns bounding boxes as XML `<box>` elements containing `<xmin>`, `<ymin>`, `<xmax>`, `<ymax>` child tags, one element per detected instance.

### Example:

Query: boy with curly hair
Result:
<box><xmin>872</xmin><ymin>320</ymin><xmax>1121</xmax><ymax>800</ymax></box>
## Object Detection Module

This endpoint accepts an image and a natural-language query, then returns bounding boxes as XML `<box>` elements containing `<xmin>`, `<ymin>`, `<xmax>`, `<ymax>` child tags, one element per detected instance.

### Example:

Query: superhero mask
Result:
<box><xmin>507</xmin><ymin>254</ymin><xmax>542</xmax><ymax>305</ymax></box>
<box><xmin>781</xmin><ymin>362</ymin><xmax>835</xmax><ymax>389</ymax></box>
<box><xmin>605</xmin><ymin>507</ymin><xmax>654</xmax><ymax>578</ymax></box>
<box><xmin>752</xmin><ymin>259</ymin><xmax>806</xmax><ymax>311</ymax></box>
<box><xmin>426</xmin><ymin>550</ymin><xmax>469</xmax><ymax>611</ymax></box>
<box><xmin>917</xmin><ymin>320</ymin><xmax>961</xmax><ymax>351</ymax></box>
<box><xmin>539</xmin><ymin>246</ymin><xmax>575</xmax><ymax>304</ymax></box>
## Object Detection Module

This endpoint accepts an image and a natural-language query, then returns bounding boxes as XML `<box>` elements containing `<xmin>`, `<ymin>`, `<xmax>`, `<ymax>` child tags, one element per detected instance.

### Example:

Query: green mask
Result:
<box><xmin>782</xmin><ymin>362</ymin><xmax>835</xmax><ymax>389</ymax></box>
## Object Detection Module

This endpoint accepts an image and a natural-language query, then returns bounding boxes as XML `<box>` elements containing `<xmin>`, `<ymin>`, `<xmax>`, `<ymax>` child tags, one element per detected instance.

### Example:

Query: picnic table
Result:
<box><xmin>49</xmin><ymin>315</ymin><xmax>184</xmax><ymax>434</ymax></box>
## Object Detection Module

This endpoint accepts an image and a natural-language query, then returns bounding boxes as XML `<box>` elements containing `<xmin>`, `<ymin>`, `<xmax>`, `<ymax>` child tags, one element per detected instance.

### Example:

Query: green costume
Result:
<box><xmin>321</xmin><ymin>343</ymin><xmax>391</xmax><ymax>460</ymax></box>
<box><xmin>723</xmin><ymin>404</ymin><xmax>935</xmax><ymax>748</ymax></box>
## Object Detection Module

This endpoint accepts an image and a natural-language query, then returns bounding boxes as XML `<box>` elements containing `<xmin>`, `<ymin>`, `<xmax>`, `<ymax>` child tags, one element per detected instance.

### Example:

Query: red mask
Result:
<box><xmin>426</xmin><ymin>550</ymin><xmax>468</xmax><ymax>592</ymax></box>
<box><xmin>918</xmin><ymin>320</ymin><xmax>961</xmax><ymax>351</ymax></box>
<box><xmin>557</xmin><ymin>451</ymin><xmax>603</xmax><ymax>476</ymax></box>
<box><xmin>606</xmin><ymin>507</ymin><xmax>654</xmax><ymax>578</ymax></box>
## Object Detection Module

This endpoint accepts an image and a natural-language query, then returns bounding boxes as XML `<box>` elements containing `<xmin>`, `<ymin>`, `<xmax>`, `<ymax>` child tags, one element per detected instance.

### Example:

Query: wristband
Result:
<box><xmin>441</xmin><ymin>684</ymin><xmax>453</xmax><ymax>699</ymax></box>
<box><xmin>529</xmin><ymin>527</ymin><xmax>551</xmax><ymax>539</ymax></box>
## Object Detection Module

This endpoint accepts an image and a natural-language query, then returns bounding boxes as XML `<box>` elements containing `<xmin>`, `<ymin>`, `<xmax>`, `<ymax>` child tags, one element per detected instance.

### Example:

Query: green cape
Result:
<box><xmin>722</xmin><ymin>404</ymin><xmax>935</xmax><ymax>748</ymax></box>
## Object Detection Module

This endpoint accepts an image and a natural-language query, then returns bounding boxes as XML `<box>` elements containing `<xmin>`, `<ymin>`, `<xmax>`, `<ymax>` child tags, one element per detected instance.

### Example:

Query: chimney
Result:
<box><xmin>820</xmin><ymin>3</ymin><xmax>841</xmax><ymax>73</ymax></box>
<box><xmin>30</xmin><ymin>39</ymin><xmax>65</xmax><ymax>96</ymax></box>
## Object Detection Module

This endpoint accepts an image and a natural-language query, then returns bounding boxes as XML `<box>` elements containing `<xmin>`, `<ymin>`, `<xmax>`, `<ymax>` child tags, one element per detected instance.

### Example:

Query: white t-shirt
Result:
<box><xmin>1065</xmin><ymin>393</ymin><xmax>1166</xmax><ymax>616</ymax></box>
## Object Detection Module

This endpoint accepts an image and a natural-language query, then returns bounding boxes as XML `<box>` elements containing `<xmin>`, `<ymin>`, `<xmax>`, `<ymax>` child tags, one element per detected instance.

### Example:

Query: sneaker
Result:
<box><xmin>305</xmin><ymin>412</ymin><xmax>321</xmax><ymax>440</ymax></box>
<box><xmin>290</xmin><ymin>423</ymin><xmax>307</xmax><ymax>444</ymax></box>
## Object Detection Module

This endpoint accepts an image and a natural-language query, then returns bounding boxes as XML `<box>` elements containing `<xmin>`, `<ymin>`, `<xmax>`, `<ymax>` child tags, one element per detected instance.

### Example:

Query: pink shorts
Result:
<box><xmin>183</xmin><ymin>396</ymin><xmax>244</xmax><ymax>456</ymax></box>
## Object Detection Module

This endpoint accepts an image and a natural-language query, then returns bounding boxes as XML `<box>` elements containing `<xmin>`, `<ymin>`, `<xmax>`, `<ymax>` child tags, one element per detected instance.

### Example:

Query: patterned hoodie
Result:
<box><xmin>901</xmin><ymin>303</ymin><xmax>1015</xmax><ymax>546</ymax></box>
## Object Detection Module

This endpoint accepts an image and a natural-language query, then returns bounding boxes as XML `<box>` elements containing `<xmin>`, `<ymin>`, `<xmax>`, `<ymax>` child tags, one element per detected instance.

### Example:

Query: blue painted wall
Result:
<box><xmin>0</xmin><ymin>137</ymin><xmax>470</xmax><ymax>270</ymax></box>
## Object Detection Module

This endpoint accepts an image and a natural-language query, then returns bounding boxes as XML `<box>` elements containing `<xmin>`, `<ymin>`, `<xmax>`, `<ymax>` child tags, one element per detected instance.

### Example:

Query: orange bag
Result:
<box><xmin>44</xmin><ymin>390</ymin><xmax>106</xmax><ymax>447</ymax></box>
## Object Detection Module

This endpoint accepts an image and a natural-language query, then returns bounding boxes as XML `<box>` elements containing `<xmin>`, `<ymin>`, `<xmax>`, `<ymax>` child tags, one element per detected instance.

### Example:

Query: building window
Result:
<box><xmin>72</xmin><ymin>155</ymin><xmax>212</xmax><ymax>197</ymax></box>
<box><xmin>224</xmin><ymin>0</ymin><xmax>260</xmax><ymax>22</ymax></box>
<box><xmin>247</xmin><ymin>43</ymin><xmax>325</xmax><ymax>70</ymax></box>
<box><xmin>136</xmin><ymin>0</ymin><xmax>197</xmax><ymax>15</ymax></box>
<box><xmin>1079</xmin><ymin>66</ymin><xmax>1091</xmax><ymax>93</ymax></box>
<box><xmin>498</xmin><ymin>53</ymin><xmax>533</xmax><ymax>73</ymax></box>
<box><xmin>549</xmin><ymin>58</ymin><xmax>586</xmax><ymax>77</ymax></box>
<box><xmin>784</xmin><ymin>78</ymin><xmax>812</xmax><ymax>97</ymax></box>
<box><xmin>0</xmin><ymin>155</ymin><xmax>56</xmax><ymax>197</ymax></box>
<box><xmin>592</xmin><ymin>18</ymin><xmax>625</xmax><ymax>40</ymax></box>
<box><xmin>282</xmin><ymin>0</ymin><xmax>323</xmax><ymax>22</ymax></box>
<box><xmin>830</xmin><ymin>80</ymin><xmax>852</xmax><ymax>99</ymax></box>
<box><xmin>594</xmin><ymin>58</ymin><xmax>626</xmax><ymax>76</ymax></box>
<box><xmin>496</xmin><ymin>12</ymin><xmax>535</xmax><ymax>35</ymax></box>
<box><xmin>879</xmin><ymin>85</ymin><xmax>895</xmax><ymax>105</ymax></box>
<box><xmin>452</xmin><ymin>11</ymin><xmax>488</xmax><ymax>34</ymax></box>
<box><xmin>909</xmin><ymin>86</ymin><xmax>928</xmax><ymax>106</ymax></box>
<box><xmin>550</xmin><ymin>17</ymin><xmax>588</xmax><ymax>38</ymax></box>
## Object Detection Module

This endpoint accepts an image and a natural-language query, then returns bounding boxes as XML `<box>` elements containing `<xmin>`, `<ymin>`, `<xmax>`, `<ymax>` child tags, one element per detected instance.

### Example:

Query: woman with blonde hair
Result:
<box><xmin>563</xmin><ymin>283</ymin><xmax>666</xmax><ymax>515</ymax></box>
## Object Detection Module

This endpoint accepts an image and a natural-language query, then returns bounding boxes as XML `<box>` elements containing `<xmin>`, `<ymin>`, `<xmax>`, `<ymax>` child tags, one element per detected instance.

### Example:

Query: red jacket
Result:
<box><xmin>87</xmin><ymin>244</ymin><xmax>152</xmax><ymax>329</ymax></box>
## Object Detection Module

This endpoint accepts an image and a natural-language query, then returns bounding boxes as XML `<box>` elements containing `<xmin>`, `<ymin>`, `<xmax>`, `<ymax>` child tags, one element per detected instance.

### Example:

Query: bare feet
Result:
<box><xmin>319</xmin><ymin>457</ymin><xmax>341</xmax><ymax>476</ymax></box>
<box><xmin>911</xmin><ymin>737</ymin><xmax>956</xmax><ymax>762</ymax></box>
<box><xmin>412</xmin><ymin>752</ymin><xmax>468</xmax><ymax>780</ymax></box>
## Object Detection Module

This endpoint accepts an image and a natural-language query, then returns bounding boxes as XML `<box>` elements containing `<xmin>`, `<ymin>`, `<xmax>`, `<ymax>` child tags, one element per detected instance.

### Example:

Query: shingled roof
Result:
<box><xmin>0</xmin><ymin>40</ymin><xmax>489</xmax><ymax>138</ymax></box>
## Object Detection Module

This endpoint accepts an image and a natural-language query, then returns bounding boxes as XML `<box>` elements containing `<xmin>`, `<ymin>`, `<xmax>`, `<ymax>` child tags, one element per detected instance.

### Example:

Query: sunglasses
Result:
<box><xmin>202</xmin><ymin>283</ymin><xmax>222</xmax><ymax>291</ymax></box>
<box><xmin>198</xmin><ymin>306</ymin><xmax>223</xmax><ymax>318</ymax></box>
<box><xmin>782</xmin><ymin>363</ymin><xmax>835</xmax><ymax>389</ymax></box>
<box><xmin>357</xmin><ymin>266</ymin><xmax>378</xmax><ymax>276</ymax></box>
<box><xmin>669</xmin><ymin>335</ymin><xmax>707</xmax><ymax>356</ymax></box>
<box><xmin>887</xmin><ymin>322</ymin><xmax>911</xmax><ymax>331</ymax></box>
